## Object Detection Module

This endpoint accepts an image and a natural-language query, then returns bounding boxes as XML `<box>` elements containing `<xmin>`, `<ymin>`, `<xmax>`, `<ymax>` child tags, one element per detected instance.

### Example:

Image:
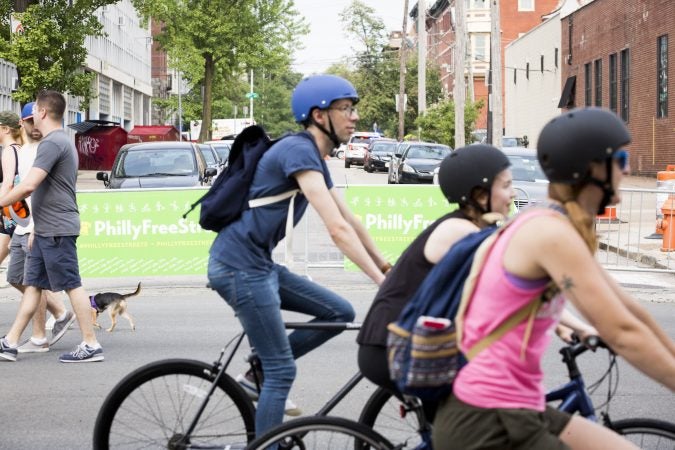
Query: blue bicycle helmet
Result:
<box><xmin>291</xmin><ymin>75</ymin><xmax>359</xmax><ymax>123</ymax></box>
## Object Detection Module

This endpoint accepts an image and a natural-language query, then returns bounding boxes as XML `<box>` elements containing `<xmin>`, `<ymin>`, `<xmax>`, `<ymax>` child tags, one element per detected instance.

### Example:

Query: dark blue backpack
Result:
<box><xmin>386</xmin><ymin>221</ymin><xmax>551</xmax><ymax>401</ymax></box>
<box><xmin>183</xmin><ymin>125</ymin><xmax>310</xmax><ymax>232</ymax></box>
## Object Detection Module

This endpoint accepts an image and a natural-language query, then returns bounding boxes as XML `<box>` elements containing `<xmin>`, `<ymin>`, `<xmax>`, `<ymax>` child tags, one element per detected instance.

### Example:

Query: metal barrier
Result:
<box><xmin>277</xmin><ymin>185</ymin><xmax>675</xmax><ymax>276</ymax></box>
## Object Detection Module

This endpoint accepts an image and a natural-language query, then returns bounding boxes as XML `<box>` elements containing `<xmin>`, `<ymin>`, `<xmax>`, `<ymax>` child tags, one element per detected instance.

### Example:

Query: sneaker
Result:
<box><xmin>0</xmin><ymin>337</ymin><xmax>18</xmax><ymax>362</ymax></box>
<box><xmin>59</xmin><ymin>342</ymin><xmax>104</xmax><ymax>363</ymax></box>
<box><xmin>18</xmin><ymin>338</ymin><xmax>49</xmax><ymax>353</ymax></box>
<box><xmin>50</xmin><ymin>311</ymin><xmax>76</xmax><ymax>345</ymax></box>
<box><xmin>235</xmin><ymin>372</ymin><xmax>302</xmax><ymax>416</ymax></box>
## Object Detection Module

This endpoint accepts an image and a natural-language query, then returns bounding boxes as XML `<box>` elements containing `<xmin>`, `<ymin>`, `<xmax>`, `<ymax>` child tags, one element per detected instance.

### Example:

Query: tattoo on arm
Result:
<box><xmin>560</xmin><ymin>275</ymin><xmax>575</xmax><ymax>292</ymax></box>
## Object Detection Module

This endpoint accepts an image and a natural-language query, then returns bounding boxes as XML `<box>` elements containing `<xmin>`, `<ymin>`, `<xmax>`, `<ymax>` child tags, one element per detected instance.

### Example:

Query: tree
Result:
<box><xmin>0</xmin><ymin>0</ymin><xmax>117</xmax><ymax>105</ymax></box>
<box><xmin>414</xmin><ymin>99</ymin><xmax>484</xmax><ymax>148</ymax></box>
<box><xmin>131</xmin><ymin>0</ymin><xmax>307</xmax><ymax>141</ymax></box>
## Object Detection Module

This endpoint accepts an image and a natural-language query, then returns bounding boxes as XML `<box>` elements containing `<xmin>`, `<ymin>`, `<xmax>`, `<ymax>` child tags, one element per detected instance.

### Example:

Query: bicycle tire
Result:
<box><xmin>358</xmin><ymin>387</ymin><xmax>426</xmax><ymax>449</ymax></box>
<box><xmin>248</xmin><ymin>416</ymin><xmax>394</xmax><ymax>450</ymax></box>
<box><xmin>609</xmin><ymin>418</ymin><xmax>675</xmax><ymax>450</ymax></box>
<box><xmin>93</xmin><ymin>359</ymin><xmax>256</xmax><ymax>450</ymax></box>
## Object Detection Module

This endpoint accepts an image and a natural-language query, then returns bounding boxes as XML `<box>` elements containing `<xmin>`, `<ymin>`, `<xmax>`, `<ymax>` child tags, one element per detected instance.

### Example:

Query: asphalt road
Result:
<box><xmin>0</xmin><ymin>159</ymin><xmax>671</xmax><ymax>449</ymax></box>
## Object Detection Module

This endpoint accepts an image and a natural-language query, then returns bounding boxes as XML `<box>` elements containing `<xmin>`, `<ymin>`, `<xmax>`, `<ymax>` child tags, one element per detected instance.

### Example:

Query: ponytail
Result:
<box><xmin>549</xmin><ymin>183</ymin><xmax>597</xmax><ymax>253</ymax></box>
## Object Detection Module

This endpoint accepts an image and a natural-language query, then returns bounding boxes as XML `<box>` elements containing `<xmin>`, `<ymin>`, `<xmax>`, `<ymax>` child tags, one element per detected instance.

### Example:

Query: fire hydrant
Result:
<box><xmin>657</xmin><ymin>194</ymin><xmax>675</xmax><ymax>251</ymax></box>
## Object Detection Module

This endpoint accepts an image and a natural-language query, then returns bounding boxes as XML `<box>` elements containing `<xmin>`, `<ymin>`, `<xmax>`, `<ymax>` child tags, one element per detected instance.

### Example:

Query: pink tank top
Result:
<box><xmin>453</xmin><ymin>209</ymin><xmax>566</xmax><ymax>411</ymax></box>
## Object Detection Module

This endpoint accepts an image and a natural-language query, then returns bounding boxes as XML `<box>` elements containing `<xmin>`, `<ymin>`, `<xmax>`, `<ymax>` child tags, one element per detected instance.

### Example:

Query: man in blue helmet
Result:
<box><xmin>207</xmin><ymin>74</ymin><xmax>390</xmax><ymax>437</ymax></box>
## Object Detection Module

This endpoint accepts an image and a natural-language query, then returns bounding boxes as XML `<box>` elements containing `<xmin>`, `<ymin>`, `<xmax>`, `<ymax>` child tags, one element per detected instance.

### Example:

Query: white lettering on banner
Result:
<box><xmin>78</xmin><ymin>136</ymin><xmax>100</xmax><ymax>157</ymax></box>
<box><xmin>364</xmin><ymin>213</ymin><xmax>433</xmax><ymax>234</ymax></box>
<box><xmin>93</xmin><ymin>218</ymin><xmax>204</xmax><ymax>240</ymax></box>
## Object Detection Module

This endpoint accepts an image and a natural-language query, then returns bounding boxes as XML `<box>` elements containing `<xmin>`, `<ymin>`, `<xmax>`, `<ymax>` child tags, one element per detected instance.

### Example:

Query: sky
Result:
<box><xmin>291</xmin><ymin>0</ymin><xmax>409</xmax><ymax>75</ymax></box>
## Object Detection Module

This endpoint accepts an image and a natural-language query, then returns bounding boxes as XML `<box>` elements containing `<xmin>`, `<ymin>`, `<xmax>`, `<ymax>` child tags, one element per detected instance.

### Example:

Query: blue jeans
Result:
<box><xmin>207</xmin><ymin>257</ymin><xmax>355</xmax><ymax>436</ymax></box>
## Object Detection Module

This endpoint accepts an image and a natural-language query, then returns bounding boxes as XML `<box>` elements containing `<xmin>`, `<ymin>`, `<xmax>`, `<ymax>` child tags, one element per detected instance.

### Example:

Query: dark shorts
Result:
<box><xmin>432</xmin><ymin>394</ymin><xmax>572</xmax><ymax>450</ymax></box>
<box><xmin>25</xmin><ymin>235</ymin><xmax>82</xmax><ymax>292</ymax></box>
<box><xmin>7</xmin><ymin>233</ymin><xmax>29</xmax><ymax>285</ymax></box>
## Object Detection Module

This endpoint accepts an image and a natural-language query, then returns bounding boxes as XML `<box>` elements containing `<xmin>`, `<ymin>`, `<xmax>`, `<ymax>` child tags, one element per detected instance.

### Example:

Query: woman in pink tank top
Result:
<box><xmin>433</xmin><ymin>108</ymin><xmax>675</xmax><ymax>450</ymax></box>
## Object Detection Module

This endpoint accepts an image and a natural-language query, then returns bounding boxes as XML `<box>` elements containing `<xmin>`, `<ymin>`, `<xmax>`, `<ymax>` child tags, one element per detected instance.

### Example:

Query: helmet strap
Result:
<box><xmin>587</xmin><ymin>159</ymin><xmax>615</xmax><ymax>215</ymax></box>
<box><xmin>311</xmin><ymin>113</ymin><xmax>341</xmax><ymax>149</ymax></box>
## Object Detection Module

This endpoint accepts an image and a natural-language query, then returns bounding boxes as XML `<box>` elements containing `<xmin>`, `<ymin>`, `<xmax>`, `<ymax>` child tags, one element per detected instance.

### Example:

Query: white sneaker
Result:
<box><xmin>235</xmin><ymin>373</ymin><xmax>302</xmax><ymax>416</ymax></box>
<box><xmin>18</xmin><ymin>338</ymin><xmax>49</xmax><ymax>353</ymax></box>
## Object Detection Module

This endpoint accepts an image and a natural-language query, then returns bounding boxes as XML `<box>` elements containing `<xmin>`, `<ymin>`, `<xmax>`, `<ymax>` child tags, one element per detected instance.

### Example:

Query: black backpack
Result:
<box><xmin>183</xmin><ymin>125</ymin><xmax>311</xmax><ymax>232</ymax></box>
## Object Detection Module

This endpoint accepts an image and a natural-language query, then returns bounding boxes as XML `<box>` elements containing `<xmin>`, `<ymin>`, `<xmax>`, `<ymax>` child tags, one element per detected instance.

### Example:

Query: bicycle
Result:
<box><xmin>92</xmin><ymin>321</ymin><xmax>430</xmax><ymax>449</ymax></box>
<box><xmin>247</xmin><ymin>336</ymin><xmax>675</xmax><ymax>450</ymax></box>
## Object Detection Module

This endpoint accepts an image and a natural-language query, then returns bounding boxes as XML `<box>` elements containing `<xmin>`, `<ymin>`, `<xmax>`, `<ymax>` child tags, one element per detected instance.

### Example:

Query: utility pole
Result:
<box><xmin>397</xmin><ymin>0</ymin><xmax>410</xmax><ymax>141</ymax></box>
<box><xmin>490</xmin><ymin>0</ymin><xmax>503</xmax><ymax>147</ymax></box>
<box><xmin>454</xmin><ymin>0</ymin><xmax>466</xmax><ymax>148</ymax></box>
<box><xmin>418</xmin><ymin>0</ymin><xmax>426</xmax><ymax>115</ymax></box>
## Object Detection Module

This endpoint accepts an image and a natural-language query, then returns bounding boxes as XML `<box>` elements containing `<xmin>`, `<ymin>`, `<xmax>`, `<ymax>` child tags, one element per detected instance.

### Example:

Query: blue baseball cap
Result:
<box><xmin>21</xmin><ymin>102</ymin><xmax>35</xmax><ymax>120</ymax></box>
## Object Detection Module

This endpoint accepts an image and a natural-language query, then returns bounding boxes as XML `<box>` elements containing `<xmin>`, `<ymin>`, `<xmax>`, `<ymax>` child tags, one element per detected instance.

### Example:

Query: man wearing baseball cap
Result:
<box><xmin>3</xmin><ymin>102</ymin><xmax>75</xmax><ymax>354</ymax></box>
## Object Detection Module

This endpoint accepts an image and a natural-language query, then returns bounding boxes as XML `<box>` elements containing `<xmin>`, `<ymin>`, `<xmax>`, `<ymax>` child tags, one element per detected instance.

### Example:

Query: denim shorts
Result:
<box><xmin>24</xmin><ymin>235</ymin><xmax>82</xmax><ymax>292</ymax></box>
<box><xmin>7</xmin><ymin>233</ymin><xmax>29</xmax><ymax>285</ymax></box>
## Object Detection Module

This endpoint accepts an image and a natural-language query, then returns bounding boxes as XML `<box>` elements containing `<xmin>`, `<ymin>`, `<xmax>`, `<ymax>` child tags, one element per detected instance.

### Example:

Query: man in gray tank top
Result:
<box><xmin>0</xmin><ymin>90</ymin><xmax>103</xmax><ymax>363</ymax></box>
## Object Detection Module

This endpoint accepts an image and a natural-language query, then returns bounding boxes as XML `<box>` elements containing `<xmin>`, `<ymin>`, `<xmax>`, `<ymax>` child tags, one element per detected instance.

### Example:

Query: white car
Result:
<box><xmin>344</xmin><ymin>132</ymin><xmax>381</xmax><ymax>168</ymax></box>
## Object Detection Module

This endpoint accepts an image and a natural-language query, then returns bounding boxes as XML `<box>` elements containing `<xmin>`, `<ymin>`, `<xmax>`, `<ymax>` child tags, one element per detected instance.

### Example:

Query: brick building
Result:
<box><xmin>561</xmin><ymin>0</ymin><xmax>674</xmax><ymax>176</ymax></box>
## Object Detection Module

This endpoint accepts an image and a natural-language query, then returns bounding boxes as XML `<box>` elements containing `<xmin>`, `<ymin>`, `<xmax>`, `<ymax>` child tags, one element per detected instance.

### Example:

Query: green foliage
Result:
<box><xmin>414</xmin><ymin>99</ymin><xmax>485</xmax><ymax>148</ymax></box>
<box><xmin>333</xmin><ymin>1</ymin><xmax>443</xmax><ymax>139</ymax></box>
<box><xmin>131</xmin><ymin>0</ymin><xmax>308</xmax><ymax>141</ymax></box>
<box><xmin>0</xmin><ymin>0</ymin><xmax>117</xmax><ymax>105</ymax></box>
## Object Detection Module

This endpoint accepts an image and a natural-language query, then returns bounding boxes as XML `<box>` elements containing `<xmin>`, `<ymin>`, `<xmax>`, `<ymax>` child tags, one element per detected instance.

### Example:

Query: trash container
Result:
<box><xmin>127</xmin><ymin>125</ymin><xmax>180</xmax><ymax>143</ymax></box>
<box><xmin>70</xmin><ymin>120</ymin><xmax>128</xmax><ymax>171</ymax></box>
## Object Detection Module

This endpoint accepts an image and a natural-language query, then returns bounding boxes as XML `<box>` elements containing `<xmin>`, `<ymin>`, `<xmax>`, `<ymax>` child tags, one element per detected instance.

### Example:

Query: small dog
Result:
<box><xmin>90</xmin><ymin>282</ymin><xmax>142</xmax><ymax>332</ymax></box>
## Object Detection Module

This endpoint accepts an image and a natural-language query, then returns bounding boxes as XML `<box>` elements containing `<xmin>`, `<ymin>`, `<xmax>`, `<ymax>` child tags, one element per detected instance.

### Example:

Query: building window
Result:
<box><xmin>518</xmin><ymin>0</ymin><xmax>534</xmax><ymax>11</ymax></box>
<box><xmin>466</xmin><ymin>0</ymin><xmax>488</xmax><ymax>9</ymax></box>
<box><xmin>474</xmin><ymin>34</ymin><xmax>487</xmax><ymax>62</ymax></box>
<box><xmin>555</xmin><ymin>47</ymin><xmax>559</xmax><ymax>68</ymax></box>
<box><xmin>620</xmin><ymin>48</ymin><xmax>630</xmax><ymax>122</ymax></box>
<box><xmin>594</xmin><ymin>59</ymin><xmax>602</xmax><ymax>107</ymax></box>
<box><xmin>609</xmin><ymin>53</ymin><xmax>617</xmax><ymax>113</ymax></box>
<box><xmin>584</xmin><ymin>63</ymin><xmax>592</xmax><ymax>106</ymax></box>
<box><xmin>657</xmin><ymin>35</ymin><xmax>668</xmax><ymax>118</ymax></box>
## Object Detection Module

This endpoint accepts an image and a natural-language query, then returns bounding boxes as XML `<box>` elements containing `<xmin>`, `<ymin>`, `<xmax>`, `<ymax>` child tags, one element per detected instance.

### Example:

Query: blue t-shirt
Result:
<box><xmin>209</xmin><ymin>132</ymin><xmax>333</xmax><ymax>271</ymax></box>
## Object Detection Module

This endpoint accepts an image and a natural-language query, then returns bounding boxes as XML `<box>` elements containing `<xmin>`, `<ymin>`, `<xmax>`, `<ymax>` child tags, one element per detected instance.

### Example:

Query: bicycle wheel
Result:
<box><xmin>610</xmin><ymin>418</ymin><xmax>675</xmax><ymax>450</ymax></box>
<box><xmin>93</xmin><ymin>359</ymin><xmax>256</xmax><ymax>449</ymax></box>
<box><xmin>248</xmin><ymin>416</ymin><xmax>394</xmax><ymax>450</ymax></box>
<box><xmin>359</xmin><ymin>387</ymin><xmax>426</xmax><ymax>449</ymax></box>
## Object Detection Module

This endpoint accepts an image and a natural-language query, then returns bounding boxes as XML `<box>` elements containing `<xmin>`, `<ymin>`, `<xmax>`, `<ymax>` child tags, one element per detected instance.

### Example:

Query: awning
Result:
<box><xmin>558</xmin><ymin>76</ymin><xmax>576</xmax><ymax>109</ymax></box>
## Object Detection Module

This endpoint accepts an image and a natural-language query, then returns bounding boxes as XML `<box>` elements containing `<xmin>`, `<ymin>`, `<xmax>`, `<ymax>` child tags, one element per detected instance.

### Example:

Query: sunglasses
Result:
<box><xmin>613</xmin><ymin>149</ymin><xmax>629</xmax><ymax>171</ymax></box>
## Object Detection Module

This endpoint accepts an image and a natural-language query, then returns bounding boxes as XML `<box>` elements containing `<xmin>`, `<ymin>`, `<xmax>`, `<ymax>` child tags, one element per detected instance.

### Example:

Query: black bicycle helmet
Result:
<box><xmin>537</xmin><ymin>107</ymin><xmax>631</xmax><ymax>184</ymax></box>
<box><xmin>438</xmin><ymin>144</ymin><xmax>511</xmax><ymax>211</ymax></box>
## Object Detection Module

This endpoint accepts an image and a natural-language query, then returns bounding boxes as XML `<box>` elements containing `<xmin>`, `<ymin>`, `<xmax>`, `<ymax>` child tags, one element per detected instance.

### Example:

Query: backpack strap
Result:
<box><xmin>457</xmin><ymin>208</ymin><xmax>563</xmax><ymax>362</ymax></box>
<box><xmin>249</xmin><ymin>189</ymin><xmax>300</xmax><ymax>267</ymax></box>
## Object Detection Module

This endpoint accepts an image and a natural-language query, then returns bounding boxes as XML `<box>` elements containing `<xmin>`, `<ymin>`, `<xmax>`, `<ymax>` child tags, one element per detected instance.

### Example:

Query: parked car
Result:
<box><xmin>96</xmin><ymin>141</ymin><xmax>216</xmax><ymax>189</ymax></box>
<box><xmin>431</xmin><ymin>146</ymin><xmax>547</xmax><ymax>210</ymax></box>
<box><xmin>204</xmin><ymin>140</ymin><xmax>232</xmax><ymax>165</ymax></box>
<box><xmin>388</xmin><ymin>142</ymin><xmax>452</xmax><ymax>184</ymax></box>
<box><xmin>364</xmin><ymin>138</ymin><xmax>397</xmax><ymax>173</ymax></box>
<box><xmin>502</xmin><ymin>146</ymin><xmax>548</xmax><ymax>209</ymax></box>
<box><xmin>344</xmin><ymin>131</ymin><xmax>381</xmax><ymax>168</ymax></box>
<box><xmin>333</xmin><ymin>143</ymin><xmax>347</xmax><ymax>159</ymax></box>
<box><xmin>501</xmin><ymin>136</ymin><xmax>527</xmax><ymax>147</ymax></box>
<box><xmin>199</xmin><ymin>143</ymin><xmax>224</xmax><ymax>176</ymax></box>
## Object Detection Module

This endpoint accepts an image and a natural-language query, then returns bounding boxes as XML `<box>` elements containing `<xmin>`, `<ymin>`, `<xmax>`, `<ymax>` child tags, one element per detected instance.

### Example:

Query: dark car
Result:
<box><xmin>96</xmin><ymin>141</ymin><xmax>216</xmax><ymax>189</ymax></box>
<box><xmin>364</xmin><ymin>139</ymin><xmax>397</xmax><ymax>173</ymax></box>
<box><xmin>388</xmin><ymin>142</ymin><xmax>452</xmax><ymax>184</ymax></box>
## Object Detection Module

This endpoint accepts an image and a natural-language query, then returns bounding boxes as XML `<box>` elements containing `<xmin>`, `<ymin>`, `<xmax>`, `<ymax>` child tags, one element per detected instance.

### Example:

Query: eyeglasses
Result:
<box><xmin>613</xmin><ymin>149</ymin><xmax>629</xmax><ymax>171</ymax></box>
<box><xmin>328</xmin><ymin>105</ymin><xmax>358</xmax><ymax>118</ymax></box>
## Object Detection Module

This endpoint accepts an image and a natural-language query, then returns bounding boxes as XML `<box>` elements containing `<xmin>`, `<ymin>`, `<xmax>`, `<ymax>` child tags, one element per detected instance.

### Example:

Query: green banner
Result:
<box><xmin>344</xmin><ymin>185</ymin><xmax>456</xmax><ymax>269</ymax></box>
<box><xmin>77</xmin><ymin>189</ymin><xmax>214</xmax><ymax>277</ymax></box>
